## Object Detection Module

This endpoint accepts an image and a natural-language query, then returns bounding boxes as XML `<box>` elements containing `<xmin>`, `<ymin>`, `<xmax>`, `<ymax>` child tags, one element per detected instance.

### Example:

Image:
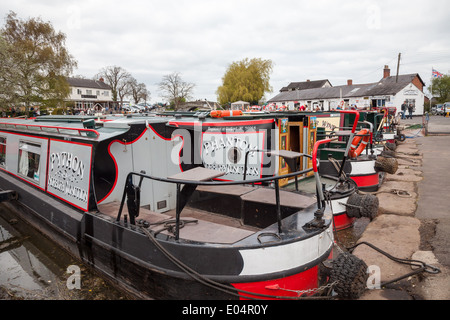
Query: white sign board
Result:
<box><xmin>201</xmin><ymin>129</ymin><xmax>266</xmax><ymax>181</ymax></box>
<box><xmin>47</xmin><ymin>139</ymin><xmax>92</xmax><ymax>211</ymax></box>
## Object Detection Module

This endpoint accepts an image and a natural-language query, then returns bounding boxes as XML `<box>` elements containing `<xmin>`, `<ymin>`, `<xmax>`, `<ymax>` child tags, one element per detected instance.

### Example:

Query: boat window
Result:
<box><xmin>18</xmin><ymin>141</ymin><xmax>41</xmax><ymax>182</ymax></box>
<box><xmin>0</xmin><ymin>137</ymin><xmax>6</xmax><ymax>166</ymax></box>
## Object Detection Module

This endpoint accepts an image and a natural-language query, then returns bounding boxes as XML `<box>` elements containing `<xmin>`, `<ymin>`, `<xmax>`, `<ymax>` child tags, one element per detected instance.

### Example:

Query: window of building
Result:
<box><xmin>96</xmin><ymin>90</ymin><xmax>100</xmax><ymax>96</ymax></box>
<box><xmin>77</xmin><ymin>89</ymin><xmax>82</xmax><ymax>95</ymax></box>
<box><xmin>18</xmin><ymin>141</ymin><xmax>41</xmax><ymax>182</ymax></box>
<box><xmin>376</xmin><ymin>99</ymin><xmax>386</xmax><ymax>107</ymax></box>
<box><xmin>0</xmin><ymin>136</ymin><xmax>6</xmax><ymax>166</ymax></box>
<box><xmin>86</xmin><ymin>89</ymin><xmax>92</xmax><ymax>95</ymax></box>
<box><xmin>103</xmin><ymin>91</ymin><xmax>109</xmax><ymax>96</ymax></box>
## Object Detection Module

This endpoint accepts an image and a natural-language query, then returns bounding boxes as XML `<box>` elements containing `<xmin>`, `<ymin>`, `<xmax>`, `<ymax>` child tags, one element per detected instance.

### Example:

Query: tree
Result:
<box><xmin>0</xmin><ymin>34</ymin><xmax>18</xmax><ymax>106</ymax></box>
<box><xmin>429</xmin><ymin>75</ymin><xmax>450</xmax><ymax>103</ymax></box>
<box><xmin>0</xmin><ymin>11</ymin><xmax>77</xmax><ymax>112</ymax></box>
<box><xmin>96</xmin><ymin>65</ymin><xmax>132</xmax><ymax>107</ymax></box>
<box><xmin>158</xmin><ymin>72</ymin><xmax>195</xmax><ymax>110</ymax></box>
<box><xmin>216</xmin><ymin>58</ymin><xmax>273</xmax><ymax>105</ymax></box>
<box><xmin>129</xmin><ymin>79</ymin><xmax>150</xmax><ymax>104</ymax></box>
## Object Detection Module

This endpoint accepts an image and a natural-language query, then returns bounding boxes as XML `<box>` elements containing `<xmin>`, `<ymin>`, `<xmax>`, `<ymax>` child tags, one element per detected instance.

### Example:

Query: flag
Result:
<box><xmin>432</xmin><ymin>68</ymin><xmax>443</xmax><ymax>78</ymax></box>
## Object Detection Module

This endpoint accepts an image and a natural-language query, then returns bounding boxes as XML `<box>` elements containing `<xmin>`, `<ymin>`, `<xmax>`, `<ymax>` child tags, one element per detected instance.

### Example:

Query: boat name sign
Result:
<box><xmin>202</xmin><ymin>129</ymin><xmax>265</xmax><ymax>180</ymax></box>
<box><xmin>47</xmin><ymin>140</ymin><xmax>92</xmax><ymax>210</ymax></box>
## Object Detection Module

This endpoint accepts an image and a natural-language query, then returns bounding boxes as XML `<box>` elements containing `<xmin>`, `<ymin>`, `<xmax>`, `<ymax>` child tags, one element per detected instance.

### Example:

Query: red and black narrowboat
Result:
<box><xmin>0</xmin><ymin>113</ymin><xmax>349</xmax><ymax>299</ymax></box>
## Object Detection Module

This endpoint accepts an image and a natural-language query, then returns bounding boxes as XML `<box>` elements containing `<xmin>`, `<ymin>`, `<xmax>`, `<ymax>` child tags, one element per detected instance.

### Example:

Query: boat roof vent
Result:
<box><xmin>83</xmin><ymin>119</ymin><xmax>96</xmax><ymax>129</ymax></box>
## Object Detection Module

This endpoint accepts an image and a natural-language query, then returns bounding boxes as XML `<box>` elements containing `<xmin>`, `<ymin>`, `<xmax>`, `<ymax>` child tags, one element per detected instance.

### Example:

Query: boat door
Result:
<box><xmin>288</xmin><ymin>120</ymin><xmax>304</xmax><ymax>174</ymax></box>
<box><xmin>278</xmin><ymin>118</ymin><xmax>289</xmax><ymax>186</ymax></box>
<box><xmin>305</xmin><ymin>116</ymin><xmax>317</xmax><ymax>177</ymax></box>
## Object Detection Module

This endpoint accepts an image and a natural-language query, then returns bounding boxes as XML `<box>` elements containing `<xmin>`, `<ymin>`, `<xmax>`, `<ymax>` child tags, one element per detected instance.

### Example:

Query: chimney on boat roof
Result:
<box><xmin>383</xmin><ymin>65</ymin><xmax>390</xmax><ymax>79</ymax></box>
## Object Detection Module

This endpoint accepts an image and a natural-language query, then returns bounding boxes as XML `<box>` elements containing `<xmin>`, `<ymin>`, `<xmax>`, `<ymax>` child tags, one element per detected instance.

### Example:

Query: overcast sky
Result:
<box><xmin>1</xmin><ymin>0</ymin><xmax>450</xmax><ymax>103</ymax></box>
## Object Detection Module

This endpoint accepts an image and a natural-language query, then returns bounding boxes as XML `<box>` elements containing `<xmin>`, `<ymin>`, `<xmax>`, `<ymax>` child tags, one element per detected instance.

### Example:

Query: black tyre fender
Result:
<box><xmin>331</xmin><ymin>252</ymin><xmax>368</xmax><ymax>299</ymax></box>
<box><xmin>385</xmin><ymin>142</ymin><xmax>397</xmax><ymax>151</ymax></box>
<box><xmin>346</xmin><ymin>193</ymin><xmax>361</xmax><ymax>218</ymax></box>
<box><xmin>360</xmin><ymin>194</ymin><xmax>379</xmax><ymax>220</ymax></box>
<box><xmin>397</xmin><ymin>133</ymin><xmax>406</xmax><ymax>142</ymax></box>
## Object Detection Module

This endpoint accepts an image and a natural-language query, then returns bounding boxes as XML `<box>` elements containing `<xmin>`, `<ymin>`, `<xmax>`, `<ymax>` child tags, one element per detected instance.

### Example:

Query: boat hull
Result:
<box><xmin>0</xmin><ymin>170</ymin><xmax>333</xmax><ymax>300</ymax></box>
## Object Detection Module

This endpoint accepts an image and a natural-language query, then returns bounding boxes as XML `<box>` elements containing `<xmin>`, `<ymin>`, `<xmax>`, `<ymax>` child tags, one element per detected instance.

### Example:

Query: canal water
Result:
<box><xmin>0</xmin><ymin>206</ymin><xmax>130</xmax><ymax>300</ymax></box>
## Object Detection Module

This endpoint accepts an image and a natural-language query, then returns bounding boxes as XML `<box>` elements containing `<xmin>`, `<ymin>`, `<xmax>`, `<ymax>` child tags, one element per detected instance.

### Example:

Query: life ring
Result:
<box><xmin>349</xmin><ymin>129</ymin><xmax>370</xmax><ymax>158</ymax></box>
<box><xmin>210</xmin><ymin>110</ymin><xmax>243</xmax><ymax>118</ymax></box>
<box><xmin>339</xmin><ymin>101</ymin><xmax>344</xmax><ymax>108</ymax></box>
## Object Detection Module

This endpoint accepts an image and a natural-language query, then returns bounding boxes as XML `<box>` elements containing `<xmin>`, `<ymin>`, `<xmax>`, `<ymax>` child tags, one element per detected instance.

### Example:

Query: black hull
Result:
<box><xmin>0</xmin><ymin>170</ymin><xmax>332</xmax><ymax>300</ymax></box>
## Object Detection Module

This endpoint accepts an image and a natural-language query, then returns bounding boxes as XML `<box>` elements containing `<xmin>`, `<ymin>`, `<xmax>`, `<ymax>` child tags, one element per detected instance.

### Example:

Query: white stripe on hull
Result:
<box><xmin>350</xmin><ymin>159</ymin><xmax>376</xmax><ymax>175</ymax></box>
<box><xmin>238</xmin><ymin>225</ymin><xmax>333</xmax><ymax>276</ymax></box>
<box><xmin>324</xmin><ymin>196</ymin><xmax>349</xmax><ymax>215</ymax></box>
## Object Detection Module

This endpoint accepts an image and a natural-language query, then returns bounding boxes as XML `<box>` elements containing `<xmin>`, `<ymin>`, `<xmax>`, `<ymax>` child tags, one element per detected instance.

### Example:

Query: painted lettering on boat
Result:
<box><xmin>201</xmin><ymin>129</ymin><xmax>266</xmax><ymax>180</ymax></box>
<box><xmin>47</xmin><ymin>140</ymin><xmax>92</xmax><ymax>210</ymax></box>
<box><xmin>50</xmin><ymin>152</ymin><xmax>85</xmax><ymax>178</ymax></box>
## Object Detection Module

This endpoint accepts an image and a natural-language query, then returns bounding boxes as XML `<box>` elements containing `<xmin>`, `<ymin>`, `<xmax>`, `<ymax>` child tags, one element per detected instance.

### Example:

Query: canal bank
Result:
<box><xmin>352</xmin><ymin>115</ymin><xmax>450</xmax><ymax>300</ymax></box>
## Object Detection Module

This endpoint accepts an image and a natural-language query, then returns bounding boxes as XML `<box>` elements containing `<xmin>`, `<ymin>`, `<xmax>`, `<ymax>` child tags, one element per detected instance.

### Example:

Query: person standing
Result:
<box><xmin>401</xmin><ymin>101</ymin><xmax>407</xmax><ymax>119</ymax></box>
<box><xmin>407</xmin><ymin>104</ymin><xmax>414</xmax><ymax>119</ymax></box>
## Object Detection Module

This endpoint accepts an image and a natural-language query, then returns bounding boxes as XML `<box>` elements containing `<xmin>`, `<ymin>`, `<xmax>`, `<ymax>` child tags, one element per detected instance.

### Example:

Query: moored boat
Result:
<box><xmin>0</xmin><ymin>114</ymin><xmax>348</xmax><ymax>299</ymax></box>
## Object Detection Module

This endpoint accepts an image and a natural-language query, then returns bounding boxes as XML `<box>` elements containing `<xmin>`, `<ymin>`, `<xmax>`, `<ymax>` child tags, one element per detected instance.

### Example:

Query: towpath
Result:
<box><xmin>353</xmin><ymin>115</ymin><xmax>450</xmax><ymax>300</ymax></box>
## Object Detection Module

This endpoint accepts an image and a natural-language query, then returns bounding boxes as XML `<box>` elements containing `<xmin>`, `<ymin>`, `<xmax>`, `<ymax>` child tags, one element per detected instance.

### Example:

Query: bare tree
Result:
<box><xmin>96</xmin><ymin>66</ymin><xmax>132</xmax><ymax>107</ymax></box>
<box><xmin>129</xmin><ymin>79</ymin><xmax>151</xmax><ymax>104</ymax></box>
<box><xmin>158</xmin><ymin>72</ymin><xmax>195</xmax><ymax>110</ymax></box>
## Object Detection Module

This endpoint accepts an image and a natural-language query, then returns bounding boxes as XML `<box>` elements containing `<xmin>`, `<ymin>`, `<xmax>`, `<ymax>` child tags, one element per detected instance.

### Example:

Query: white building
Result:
<box><xmin>268</xmin><ymin>66</ymin><xmax>426</xmax><ymax>116</ymax></box>
<box><xmin>66</xmin><ymin>77</ymin><xmax>113</xmax><ymax>112</ymax></box>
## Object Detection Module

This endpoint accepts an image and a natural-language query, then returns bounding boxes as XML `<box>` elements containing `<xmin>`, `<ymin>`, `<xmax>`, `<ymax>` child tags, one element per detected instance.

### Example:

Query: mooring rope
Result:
<box><xmin>346</xmin><ymin>241</ymin><xmax>441</xmax><ymax>288</ymax></box>
<box><xmin>357</xmin><ymin>189</ymin><xmax>412</xmax><ymax>198</ymax></box>
<box><xmin>136</xmin><ymin>221</ymin><xmax>336</xmax><ymax>300</ymax></box>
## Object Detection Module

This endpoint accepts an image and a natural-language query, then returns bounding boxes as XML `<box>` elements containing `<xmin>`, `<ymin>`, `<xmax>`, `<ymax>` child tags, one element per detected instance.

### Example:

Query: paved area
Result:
<box><xmin>351</xmin><ymin>115</ymin><xmax>450</xmax><ymax>300</ymax></box>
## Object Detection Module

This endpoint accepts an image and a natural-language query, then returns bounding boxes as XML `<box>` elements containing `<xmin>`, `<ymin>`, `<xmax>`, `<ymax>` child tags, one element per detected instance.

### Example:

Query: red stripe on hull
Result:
<box><xmin>231</xmin><ymin>266</ymin><xmax>321</xmax><ymax>300</ymax></box>
<box><xmin>349</xmin><ymin>173</ymin><xmax>378</xmax><ymax>188</ymax></box>
<box><xmin>333</xmin><ymin>212</ymin><xmax>355</xmax><ymax>231</ymax></box>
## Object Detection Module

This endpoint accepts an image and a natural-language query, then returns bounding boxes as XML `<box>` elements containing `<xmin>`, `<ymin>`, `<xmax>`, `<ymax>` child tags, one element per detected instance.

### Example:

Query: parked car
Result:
<box><xmin>135</xmin><ymin>102</ymin><xmax>156</xmax><ymax>111</ymax></box>
<box><xmin>122</xmin><ymin>105</ymin><xmax>140</xmax><ymax>113</ymax></box>
<box><xmin>432</xmin><ymin>104</ymin><xmax>444</xmax><ymax>115</ymax></box>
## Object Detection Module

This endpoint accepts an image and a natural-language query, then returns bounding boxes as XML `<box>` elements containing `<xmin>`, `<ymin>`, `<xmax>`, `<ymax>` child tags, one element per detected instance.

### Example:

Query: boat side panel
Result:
<box><xmin>0</xmin><ymin>131</ymin><xmax>48</xmax><ymax>191</ymax></box>
<box><xmin>96</xmin><ymin>123</ymin><xmax>182</xmax><ymax>213</ymax></box>
<box><xmin>47</xmin><ymin>139</ymin><xmax>93</xmax><ymax>211</ymax></box>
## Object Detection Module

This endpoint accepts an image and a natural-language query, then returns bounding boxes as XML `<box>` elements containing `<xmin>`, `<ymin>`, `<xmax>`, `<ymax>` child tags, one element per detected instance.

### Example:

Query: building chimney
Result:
<box><xmin>347</xmin><ymin>79</ymin><xmax>353</xmax><ymax>86</ymax></box>
<box><xmin>99</xmin><ymin>77</ymin><xmax>104</xmax><ymax>82</ymax></box>
<box><xmin>383</xmin><ymin>65</ymin><xmax>390</xmax><ymax>79</ymax></box>
<box><xmin>306</xmin><ymin>79</ymin><xmax>310</xmax><ymax>82</ymax></box>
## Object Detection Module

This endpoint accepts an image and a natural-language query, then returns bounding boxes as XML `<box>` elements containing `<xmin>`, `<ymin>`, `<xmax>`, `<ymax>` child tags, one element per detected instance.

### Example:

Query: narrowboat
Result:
<box><xmin>0</xmin><ymin>113</ymin><xmax>352</xmax><ymax>300</ymax></box>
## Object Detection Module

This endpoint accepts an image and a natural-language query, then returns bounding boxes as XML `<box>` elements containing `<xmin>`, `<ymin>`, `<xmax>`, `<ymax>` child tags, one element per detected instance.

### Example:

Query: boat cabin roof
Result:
<box><xmin>0</xmin><ymin>110</ymin><xmax>343</xmax><ymax>142</ymax></box>
<box><xmin>0</xmin><ymin>115</ymin><xmax>167</xmax><ymax>142</ymax></box>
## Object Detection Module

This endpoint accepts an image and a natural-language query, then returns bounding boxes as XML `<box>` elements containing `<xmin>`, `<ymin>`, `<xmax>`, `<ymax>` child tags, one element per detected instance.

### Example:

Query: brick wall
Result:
<box><xmin>412</xmin><ymin>76</ymin><xmax>424</xmax><ymax>92</ymax></box>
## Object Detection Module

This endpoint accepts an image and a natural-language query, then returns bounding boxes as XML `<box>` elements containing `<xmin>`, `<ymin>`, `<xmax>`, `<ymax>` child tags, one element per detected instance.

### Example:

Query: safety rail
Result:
<box><xmin>116</xmin><ymin>165</ymin><xmax>316</xmax><ymax>239</ymax></box>
<box><xmin>0</xmin><ymin>121</ymin><xmax>100</xmax><ymax>138</ymax></box>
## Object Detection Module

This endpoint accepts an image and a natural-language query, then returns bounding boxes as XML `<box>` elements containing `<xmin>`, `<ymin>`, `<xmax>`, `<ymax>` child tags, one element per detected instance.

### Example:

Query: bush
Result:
<box><xmin>52</xmin><ymin>107</ymin><xmax>65</xmax><ymax>115</ymax></box>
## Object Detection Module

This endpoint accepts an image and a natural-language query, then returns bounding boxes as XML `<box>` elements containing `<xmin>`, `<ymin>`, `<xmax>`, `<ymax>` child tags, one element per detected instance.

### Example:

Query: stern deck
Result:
<box><xmin>98</xmin><ymin>201</ymin><xmax>258</xmax><ymax>244</ymax></box>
